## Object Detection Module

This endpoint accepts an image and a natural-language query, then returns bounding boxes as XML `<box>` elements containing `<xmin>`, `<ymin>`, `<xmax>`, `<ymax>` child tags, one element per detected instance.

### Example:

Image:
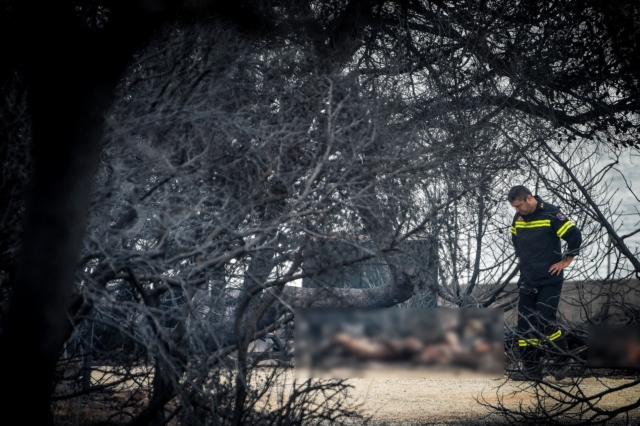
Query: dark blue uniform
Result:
<box><xmin>510</xmin><ymin>196</ymin><xmax>581</xmax><ymax>288</ymax></box>
<box><xmin>510</xmin><ymin>196</ymin><xmax>582</xmax><ymax>371</ymax></box>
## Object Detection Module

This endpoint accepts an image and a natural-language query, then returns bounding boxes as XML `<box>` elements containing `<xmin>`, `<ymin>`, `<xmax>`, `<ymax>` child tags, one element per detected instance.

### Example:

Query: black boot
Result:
<box><xmin>553</xmin><ymin>358</ymin><xmax>574</xmax><ymax>380</ymax></box>
<box><xmin>511</xmin><ymin>345</ymin><xmax>542</xmax><ymax>381</ymax></box>
<box><xmin>510</xmin><ymin>365</ymin><xmax>543</xmax><ymax>381</ymax></box>
<box><xmin>548</xmin><ymin>332</ymin><xmax>571</xmax><ymax>380</ymax></box>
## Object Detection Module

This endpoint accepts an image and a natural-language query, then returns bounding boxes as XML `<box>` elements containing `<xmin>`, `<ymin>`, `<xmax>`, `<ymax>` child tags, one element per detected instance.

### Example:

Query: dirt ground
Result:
<box><xmin>345</xmin><ymin>376</ymin><xmax>640</xmax><ymax>425</ymax></box>
<box><xmin>265</xmin><ymin>369</ymin><xmax>640</xmax><ymax>425</ymax></box>
<box><xmin>53</xmin><ymin>367</ymin><xmax>640</xmax><ymax>425</ymax></box>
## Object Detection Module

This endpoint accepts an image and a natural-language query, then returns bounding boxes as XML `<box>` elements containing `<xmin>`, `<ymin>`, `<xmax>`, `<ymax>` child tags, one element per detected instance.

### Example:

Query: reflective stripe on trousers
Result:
<box><xmin>518</xmin><ymin>329</ymin><xmax>562</xmax><ymax>347</ymax></box>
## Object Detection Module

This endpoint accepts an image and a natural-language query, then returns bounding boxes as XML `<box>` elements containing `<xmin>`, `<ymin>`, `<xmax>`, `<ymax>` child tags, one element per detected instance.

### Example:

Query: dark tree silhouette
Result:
<box><xmin>0</xmin><ymin>1</ymin><xmax>639</xmax><ymax>425</ymax></box>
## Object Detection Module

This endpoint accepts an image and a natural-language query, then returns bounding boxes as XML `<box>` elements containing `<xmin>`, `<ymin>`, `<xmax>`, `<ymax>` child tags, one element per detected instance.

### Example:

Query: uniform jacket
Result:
<box><xmin>510</xmin><ymin>196</ymin><xmax>582</xmax><ymax>288</ymax></box>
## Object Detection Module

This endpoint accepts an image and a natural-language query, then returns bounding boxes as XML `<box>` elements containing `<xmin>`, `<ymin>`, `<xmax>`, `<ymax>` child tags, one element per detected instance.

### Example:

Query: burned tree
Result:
<box><xmin>45</xmin><ymin>19</ymin><xmax>502</xmax><ymax>424</ymax></box>
<box><xmin>1</xmin><ymin>1</ymin><xmax>639</xmax><ymax>424</ymax></box>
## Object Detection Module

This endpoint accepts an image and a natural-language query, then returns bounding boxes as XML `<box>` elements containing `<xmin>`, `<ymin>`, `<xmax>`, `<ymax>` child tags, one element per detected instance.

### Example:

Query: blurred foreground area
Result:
<box><xmin>295</xmin><ymin>308</ymin><xmax>504</xmax><ymax>378</ymax></box>
<box><xmin>589</xmin><ymin>325</ymin><xmax>640</xmax><ymax>369</ymax></box>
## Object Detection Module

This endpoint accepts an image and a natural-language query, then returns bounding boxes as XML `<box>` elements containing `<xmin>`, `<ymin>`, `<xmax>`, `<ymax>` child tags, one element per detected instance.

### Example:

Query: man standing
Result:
<box><xmin>508</xmin><ymin>186</ymin><xmax>582</xmax><ymax>381</ymax></box>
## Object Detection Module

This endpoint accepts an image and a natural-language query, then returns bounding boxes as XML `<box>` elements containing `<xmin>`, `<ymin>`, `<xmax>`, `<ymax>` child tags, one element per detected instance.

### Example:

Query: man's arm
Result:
<box><xmin>510</xmin><ymin>218</ymin><xmax>519</xmax><ymax>257</ymax></box>
<box><xmin>549</xmin><ymin>211</ymin><xmax>582</xmax><ymax>276</ymax></box>
<box><xmin>549</xmin><ymin>255</ymin><xmax>574</xmax><ymax>276</ymax></box>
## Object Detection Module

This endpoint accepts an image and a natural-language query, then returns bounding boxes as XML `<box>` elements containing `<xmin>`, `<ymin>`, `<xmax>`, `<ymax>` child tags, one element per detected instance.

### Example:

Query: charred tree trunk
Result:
<box><xmin>0</xmin><ymin>3</ymin><xmax>169</xmax><ymax>423</ymax></box>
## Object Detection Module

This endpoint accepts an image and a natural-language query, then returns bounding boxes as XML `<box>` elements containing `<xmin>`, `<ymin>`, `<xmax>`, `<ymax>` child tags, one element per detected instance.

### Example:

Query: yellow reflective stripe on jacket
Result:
<box><xmin>548</xmin><ymin>329</ymin><xmax>562</xmax><ymax>341</ymax></box>
<box><xmin>514</xmin><ymin>220</ymin><xmax>551</xmax><ymax>229</ymax></box>
<box><xmin>518</xmin><ymin>330</ymin><xmax>562</xmax><ymax>347</ymax></box>
<box><xmin>518</xmin><ymin>338</ymin><xmax>539</xmax><ymax>347</ymax></box>
<box><xmin>556</xmin><ymin>221</ymin><xmax>574</xmax><ymax>238</ymax></box>
<box><xmin>510</xmin><ymin>226</ymin><xmax>517</xmax><ymax>235</ymax></box>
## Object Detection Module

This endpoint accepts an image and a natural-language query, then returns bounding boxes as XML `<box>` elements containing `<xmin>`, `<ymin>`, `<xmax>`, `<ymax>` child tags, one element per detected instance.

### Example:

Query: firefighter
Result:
<box><xmin>508</xmin><ymin>186</ymin><xmax>582</xmax><ymax>381</ymax></box>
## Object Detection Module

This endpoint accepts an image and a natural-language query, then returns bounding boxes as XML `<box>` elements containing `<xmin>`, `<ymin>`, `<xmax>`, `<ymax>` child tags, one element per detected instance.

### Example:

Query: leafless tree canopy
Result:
<box><xmin>0</xmin><ymin>1</ymin><xmax>639</xmax><ymax>425</ymax></box>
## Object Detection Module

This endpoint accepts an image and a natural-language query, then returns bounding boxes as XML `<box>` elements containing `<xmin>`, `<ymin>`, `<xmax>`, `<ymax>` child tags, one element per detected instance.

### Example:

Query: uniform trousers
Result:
<box><xmin>517</xmin><ymin>281</ymin><xmax>568</xmax><ymax>371</ymax></box>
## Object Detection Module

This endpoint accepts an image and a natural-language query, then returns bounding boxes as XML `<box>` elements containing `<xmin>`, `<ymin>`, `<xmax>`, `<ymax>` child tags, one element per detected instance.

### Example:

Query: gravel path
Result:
<box><xmin>56</xmin><ymin>367</ymin><xmax>640</xmax><ymax>425</ymax></box>
<box><xmin>346</xmin><ymin>375</ymin><xmax>640</xmax><ymax>425</ymax></box>
<box><xmin>263</xmin><ymin>370</ymin><xmax>640</xmax><ymax>425</ymax></box>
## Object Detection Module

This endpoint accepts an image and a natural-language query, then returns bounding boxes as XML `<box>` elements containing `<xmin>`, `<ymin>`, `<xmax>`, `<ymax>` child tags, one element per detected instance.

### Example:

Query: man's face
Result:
<box><xmin>510</xmin><ymin>195</ymin><xmax>537</xmax><ymax>215</ymax></box>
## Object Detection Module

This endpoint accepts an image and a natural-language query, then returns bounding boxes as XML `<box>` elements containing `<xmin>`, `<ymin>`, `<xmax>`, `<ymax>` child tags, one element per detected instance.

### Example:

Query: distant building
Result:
<box><xmin>302</xmin><ymin>237</ymin><xmax>438</xmax><ymax>307</ymax></box>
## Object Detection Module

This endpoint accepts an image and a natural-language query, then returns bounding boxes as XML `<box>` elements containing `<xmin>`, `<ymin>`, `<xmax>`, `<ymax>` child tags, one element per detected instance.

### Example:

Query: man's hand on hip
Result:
<box><xmin>549</xmin><ymin>256</ymin><xmax>574</xmax><ymax>276</ymax></box>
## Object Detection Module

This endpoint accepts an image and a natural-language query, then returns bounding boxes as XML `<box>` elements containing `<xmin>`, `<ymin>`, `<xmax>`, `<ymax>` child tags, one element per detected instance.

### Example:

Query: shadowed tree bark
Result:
<box><xmin>0</xmin><ymin>1</ymin><xmax>639</xmax><ymax>425</ymax></box>
<box><xmin>0</xmin><ymin>1</ymin><xmax>273</xmax><ymax>423</ymax></box>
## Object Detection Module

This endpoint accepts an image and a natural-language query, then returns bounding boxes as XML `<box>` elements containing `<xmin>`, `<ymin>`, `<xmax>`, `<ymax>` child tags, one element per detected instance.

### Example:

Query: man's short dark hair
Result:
<box><xmin>508</xmin><ymin>185</ymin><xmax>532</xmax><ymax>202</ymax></box>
